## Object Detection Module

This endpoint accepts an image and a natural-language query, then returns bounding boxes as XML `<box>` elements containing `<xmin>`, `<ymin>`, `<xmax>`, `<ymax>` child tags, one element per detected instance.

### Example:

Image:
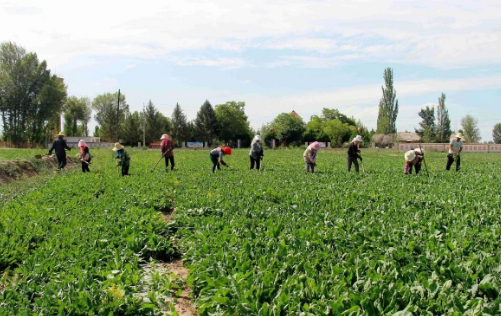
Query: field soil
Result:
<box><xmin>0</xmin><ymin>156</ymin><xmax>79</xmax><ymax>184</ymax></box>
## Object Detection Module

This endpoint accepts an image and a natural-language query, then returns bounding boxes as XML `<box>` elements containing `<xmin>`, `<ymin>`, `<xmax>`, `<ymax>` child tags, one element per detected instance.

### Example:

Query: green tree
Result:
<box><xmin>93</xmin><ymin>126</ymin><xmax>100</xmax><ymax>137</ymax></box>
<box><xmin>122</xmin><ymin>111</ymin><xmax>141</xmax><ymax>145</ymax></box>
<box><xmin>215</xmin><ymin>101</ymin><xmax>252</xmax><ymax>145</ymax></box>
<box><xmin>376</xmin><ymin>67</ymin><xmax>399</xmax><ymax>134</ymax></box>
<box><xmin>92</xmin><ymin>92</ymin><xmax>129</xmax><ymax>142</ymax></box>
<box><xmin>194</xmin><ymin>100</ymin><xmax>218</xmax><ymax>146</ymax></box>
<box><xmin>322</xmin><ymin>119</ymin><xmax>354</xmax><ymax>147</ymax></box>
<box><xmin>0</xmin><ymin>42</ymin><xmax>67</xmax><ymax>146</ymax></box>
<box><xmin>435</xmin><ymin>93</ymin><xmax>451</xmax><ymax>143</ymax></box>
<box><xmin>303</xmin><ymin>115</ymin><xmax>330</xmax><ymax>142</ymax></box>
<box><xmin>415</xmin><ymin>106</ymin><xmax>435</xmax><ymax>143</ymax></box>
<box><xmin>492</xmin><ymin>123</ymin><xmax>501</xmax><ymax>144</ymax></box>
<box><xmin>460</xmin><ymin>115</ymin><xmax>481</xmax><ymax>143</ymax></box>
<box><xmin>63</xmin><ymin>96</ymin><xmax>91</xmax><ymax>136</ymax></box>
<box><xmin>171</xmin><ymin>103</ymin><xmax>188</xmax><ymax>145</ymax></box>
<box><xmin>271</xmin><ymin>112</ymin><xmax>305</xmax><ymax>146</ymax></box>
<box><xmin>142</xmin><ymin>100</ymin><xmax>169</xmax><ymax>145</ymax></box>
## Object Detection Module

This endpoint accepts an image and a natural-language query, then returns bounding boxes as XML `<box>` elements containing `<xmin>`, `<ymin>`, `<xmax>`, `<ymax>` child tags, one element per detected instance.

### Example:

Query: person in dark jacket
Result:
<box><xmin>249</xmin><ymin>135</ymin><xmax>264</xmax><ymax>170</ymax></box>
<box><xmin>48</xmin><ymin>131</ymin><xmax>71</xmax><ymax>170</ymax></box>
<box><xmin>78</xmin><ymin>140</ymin><xmax>91</xmax><ymax>172</ymax></box>
<box><xmin>210</xmin><ymin>146</ymin><xmax>231</xmax><ymax>173</ymax></box>
<box><xmin>112</xmin><ymin>143</ymin><xmax>130</xmax><ymax>176</ymax></box>
<box><xmin>347</xmin><ymin>135</ymin><xmax>363</xmax><ymax>173</ymax></box>
<box><xmin>160</xmin><ymin>134</ymin><xmax>175</xmax><ymax>171</ymax></box>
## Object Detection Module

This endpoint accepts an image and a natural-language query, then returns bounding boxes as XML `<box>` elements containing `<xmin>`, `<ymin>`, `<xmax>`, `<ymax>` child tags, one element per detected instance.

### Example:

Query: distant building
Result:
<box><xmin>291</xmin><ymin>110</ymin><xmax>301</xmax><ymax>118</ymax></box>
<box><xmin>396</xmin><ymin>132</ymin><xmax>422</xmax><ymax>143</ymax></box>
<box><xmin>65</xmin><ymin>136</ymin><xmax>100</xmax><ymax>143</ymax></box>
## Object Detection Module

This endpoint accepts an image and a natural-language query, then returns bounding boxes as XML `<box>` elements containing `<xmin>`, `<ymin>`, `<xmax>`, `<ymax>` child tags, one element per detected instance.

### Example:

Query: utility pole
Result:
<box><xmin>117</xmin><ymin>89</ymin><xmax>120</xmax><ymax>142</ymax></box>
<box><xmin>142</xmin><ymin>103</ymin><xmax>146</xmax><ymax>147</ymax></box>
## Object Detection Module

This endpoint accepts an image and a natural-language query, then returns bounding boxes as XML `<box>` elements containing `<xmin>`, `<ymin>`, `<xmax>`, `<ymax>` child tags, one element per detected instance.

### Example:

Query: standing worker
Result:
<box><xmin>160</xmin><ymin>134</ymin><xmax>175</xmax><ymax>172</ymax></box>
<box><xmin>48</xmin><ymin>131</ymin><xmax>71</xmax><ymax>170</ymax></box>
<box><xmin>446</xmin><ymin>133</ymin><xmax>464</xmax><ymax>171</ymax></box>
<box><xmin>112</xmin><ymin>143</ymin><xmax>130</xmax><ymax>176</ymax></box>
<box><xmin>78</xmin><ymin>140</ymin><xmax>91</xmax><ymax>172</ymax></box>
<box><xmin>303</xmin><ymin>141</ymin><xmax>321</xmax><ymax>173</ymax></box>
<box><xmin>210</xmin><ymin>146</ymin><xmax>231</xmax><ymax>173</ymax></box>
<box><xmin>249</xmin><ymin>135</ymin><xmax>264</xmax><ymax>170</ymax></box>
<box><xmin>347</xmin><ymin>135</ymin><xmax>363</xmax><ymax>173</ymax></box>
<box><xmin>404</xmin><ymin>148</ymin><xmax>424</xmax><ymax>175</ymax></box>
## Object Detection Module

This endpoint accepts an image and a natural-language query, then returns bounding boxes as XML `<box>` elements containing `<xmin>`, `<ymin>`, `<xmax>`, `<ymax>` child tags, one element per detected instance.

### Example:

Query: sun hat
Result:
<box><xmin>160</xmin><ymin>134</ymin><xmax>169</xmax><ymax>140</ymax></box>
<box><xmin>221</xmin><ymin>146</ymin><xmax>232</xmax><ymax>155</ymax></box>
<box><xmin>57</xmin><ymin>131</ymin><xmax>65</xmax><ymax>137</ymax></box>
<box><xmin>78</xmin><ymin>140</ymin><xmax>88</xmax><ymax>147</ymax></box>
<box><xmin>353</xmin><ymin>135</ymin><xmax>363</xmax><ymax>142</ymax></box>
<box><xmin>405</xmin><ymin>150</ymin><xmax>416</xmax><ymax>162</ymax></box>
<box><xmin>310</xmin><ymin>141</ymin><xmax>321</xmax><ymax>150</ymax></box>
<box><xmin>112</xmin><ymin>143</ymin><xmax>124</xmax><ymax>151</ymax></box>
<box><xmin>455</xmin><ymin>132</ymin><xmax>464</xmax><ymax>139</ymax></box>
<box><xmin>254</xmin><ymin>135</ymin><xmax>262</xmax><ymax>142</ymax></box>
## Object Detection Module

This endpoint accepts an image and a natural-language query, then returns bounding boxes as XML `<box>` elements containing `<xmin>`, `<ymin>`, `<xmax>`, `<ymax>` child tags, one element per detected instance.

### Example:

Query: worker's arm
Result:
<box><xmin>449</xmin><ymin>143</ymin><xmax>454</xmax><ymax>154</ymax></box>
<box><xmin>64</xmin><ymin>140</ymin><xmax>71</xmax><ymax>151</ymax></box>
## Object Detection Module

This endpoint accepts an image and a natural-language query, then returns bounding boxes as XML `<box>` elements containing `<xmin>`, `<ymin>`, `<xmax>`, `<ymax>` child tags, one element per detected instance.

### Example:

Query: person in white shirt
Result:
<box><xmin>446</xmin><ymin>133</ymin><xmax>464</xmax><ymax>171</ymax></box>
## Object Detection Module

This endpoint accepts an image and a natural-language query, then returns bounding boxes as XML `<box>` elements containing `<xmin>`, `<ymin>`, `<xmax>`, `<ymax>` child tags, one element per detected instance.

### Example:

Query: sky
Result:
<box><xmin>1</xmin><ymin>0</ymin><xmax>500</xmax><ymax>141</ymax></box>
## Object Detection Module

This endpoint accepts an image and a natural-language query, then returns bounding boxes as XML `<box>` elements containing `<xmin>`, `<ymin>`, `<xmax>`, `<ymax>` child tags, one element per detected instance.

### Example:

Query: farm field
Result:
<box><xmin>1</xmin><ymin>148</ymin><xmax>501</xmax><ymax>315</ymax></box>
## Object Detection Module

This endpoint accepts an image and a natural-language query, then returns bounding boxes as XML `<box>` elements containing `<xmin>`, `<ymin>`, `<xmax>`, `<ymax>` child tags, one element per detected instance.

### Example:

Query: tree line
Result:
<box><xmin>2</xmin><ymin>42</ymin><xmax>500</xmax><ymax>147</ymax></box>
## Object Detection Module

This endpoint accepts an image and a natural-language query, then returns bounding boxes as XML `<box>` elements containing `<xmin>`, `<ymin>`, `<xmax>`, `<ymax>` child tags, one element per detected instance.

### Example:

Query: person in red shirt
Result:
<box><xmin>160</xmin><ymin>134</ymin><xmax>175</xmax><ymax>171</ymax></box>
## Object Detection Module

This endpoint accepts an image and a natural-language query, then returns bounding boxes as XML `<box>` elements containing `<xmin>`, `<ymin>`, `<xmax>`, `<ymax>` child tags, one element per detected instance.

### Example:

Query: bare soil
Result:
<box><xmin>0</xmin><ymin>156</ymin><xmax>79</xmax><ymax>185</ymax></box>
<box><xmin>161</xmin><ymin>208</ymin><xmax>197</xmax><ymax>316</ymax></box>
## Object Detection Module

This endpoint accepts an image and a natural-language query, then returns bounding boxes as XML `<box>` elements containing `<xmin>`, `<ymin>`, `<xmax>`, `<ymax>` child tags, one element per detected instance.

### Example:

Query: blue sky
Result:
<box><xmin>1</xmin><ymin>0</ymin><xmax>500</xmax><ymax>141</ymax></box>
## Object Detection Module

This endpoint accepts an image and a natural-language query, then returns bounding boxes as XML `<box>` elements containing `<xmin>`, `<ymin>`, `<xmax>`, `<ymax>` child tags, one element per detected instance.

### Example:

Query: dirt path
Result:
<box><xmin>162</xmin><ymin>209</ymin><xmax>197</xmax><ymax>316</ymax></box>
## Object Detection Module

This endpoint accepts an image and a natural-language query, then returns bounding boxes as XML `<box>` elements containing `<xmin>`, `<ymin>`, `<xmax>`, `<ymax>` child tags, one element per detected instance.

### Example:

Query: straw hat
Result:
<box><xmin>160</xmin><ymin>134</ymin><xmax>169</xmax><ymax>140</ymax></box>
<box><xmin>57</xmin><ymin>131</ymin><xmax>65</xmax><ymax>137</ymax></box>
<box><xmin>254</xmin><ymin>135</ymin><xmax>262</xmax><ymax>142</ymax></box>
<box><xmin>455</xmin><ymin>132</ymin><xmax>464</xmax><ymax>139</ymax></box>
<box><xmin>405</xmin><ymin>150</ymin><xmax>416</xmax><ymax>162</ymax></box>
<box><xmin>112</xmin><ymin>143</ymin><xmax>124</xmax><ymax>151</ymax></box>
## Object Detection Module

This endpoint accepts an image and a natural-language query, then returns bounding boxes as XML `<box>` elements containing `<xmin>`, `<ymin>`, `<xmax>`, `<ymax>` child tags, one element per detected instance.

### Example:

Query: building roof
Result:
<box><xmin>396</xmin><ymin>132</ymin><xmax>422</xmax><ymax>143</ymax></box>
<box><xmin>291</xmin><ymin>110</ymin><xmax>301</xmax><ymax>118</ymax></box>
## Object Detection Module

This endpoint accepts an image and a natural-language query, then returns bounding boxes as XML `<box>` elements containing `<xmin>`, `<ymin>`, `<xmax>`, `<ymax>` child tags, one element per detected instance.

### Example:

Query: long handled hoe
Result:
<box><xmin>418</xmin><ymin>143</ymin><xmax>430</xmax><ymax>177</ymax></box>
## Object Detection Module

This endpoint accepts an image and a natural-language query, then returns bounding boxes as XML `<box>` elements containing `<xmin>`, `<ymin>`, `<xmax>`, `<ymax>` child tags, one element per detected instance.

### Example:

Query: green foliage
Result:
<box><xmin>0</xmin><ymin>149</ymin><xmax>177</xmax><ymax>314</ymax></box>
<box><xmin>215</xmin><ymin>101</ymin><xmax>252</xmax><ymax>146</ymax></box>
<box><xmin>377</xmin><ymin>67</ymin><xmax>399</xmax><ymax>134</ymax></box>
<box><xmin>0</xmin><ymin>42</ymin><xmax>67</xmax><ymax>146</ymax></box>
<box><xmin>171</xmin><ymin>103</ymin><xmax>189</xmax><ymax>145</ymax></box>
<box><xmin>436</xmin><ymin>93</ymin><xmax>451</xmax><ymax>143</ymax></box>
<box><xmin>92</xmin><ymin>92</ymin><xmax>129</xmax><ymax>142</ymax></box>
<box><xmin>271</xmin><ymin>113</ymin><xmax>305</xmax><ymax>146</ymax></box>
<box><xmin>416</xmin><ymin>106</ymin><xmax>436</xmax><ymax>143</ymax></box>
<box><xmin>194</xmin><ymin>100</ymin><xmax>218</xmax><ymax>146</ymax></box>
<box><xmin>63</xmin><ymin>96</ymin><xmax>91</xmax><ymax>136</ymax></box>
<box><xmin>461</xmin><ymin>115</ymin><xmax>481</xmax><ymax>143</ymax></box>
<box><xmin>122</xmin><ymin>111</ymin><xmax>142</xmax><ymax>145</ymax></box>
<box><xmin>493</xmin><ymin>123</ymin><xmax>501</xmax><ymax>144</ymax></box>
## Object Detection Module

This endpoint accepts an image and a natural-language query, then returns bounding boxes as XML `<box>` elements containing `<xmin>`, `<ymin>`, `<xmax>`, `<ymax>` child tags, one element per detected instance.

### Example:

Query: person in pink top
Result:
<box><xmin>78</xmin><ymin>140</ymin><xmax>91</xmax><ymax>172</ymax></box>
<box><xmin>160</xmin><ymin>134</ymin><xmax>175</xmax><ymax>172</ymax></box>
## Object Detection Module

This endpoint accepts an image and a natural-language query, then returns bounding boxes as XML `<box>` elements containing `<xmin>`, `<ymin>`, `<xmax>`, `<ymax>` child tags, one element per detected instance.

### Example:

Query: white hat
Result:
<box><xmin>405</xmin><ymin>150</ymin><xmax>416</xmax><ymax>162</ymax></box>
<box><xmin>254</xmin><ymin>135</ymin><xmax>262</xmax><ymax>142</ymax></box>
<box><xmin>353</xmin><ymin>135</ymin><xmax>363</xmax><ymax>142</ymax></box>
<box><xmin>160</xmin><ymin>134</ymin><xmax>169</xmax><ymax>140</ymax></box>
<box><xmin>112</xmin><ymin>143</ymin><xmax>124</xmax><ymax>151</ymax></box>
<box><xmin>455</xmin><ymin>132</ymin><xmax>464</xmax><ymax>139</ymax></box>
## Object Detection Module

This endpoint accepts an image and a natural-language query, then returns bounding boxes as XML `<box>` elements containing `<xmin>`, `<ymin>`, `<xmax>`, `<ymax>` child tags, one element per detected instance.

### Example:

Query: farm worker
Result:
<box><xmin>112</xmin><ymin>143</ymin><xmax>130</xmax><ymax>176</ymax></box>
<box><xmin>48</xmin><ymin>131</ymin><xmax>71</xmax><ymax>170</ymax></box>
<box><xmin>210</xmin><ymin>146</ymin><xmax>231</xmax><ymax>173</ymax></box>
<box><xmin>249</xmin><ymin>135</ymin><xmax>264</xmax><ymax>170</ymax></box>
<box><xmin>160</xmin><ymin>134</ymin><xmax>175</xmax><ymax>171</ymax></box>
<box><xmin>404</xmin><ymin>148</ymin><xmax>424</xmax><ymax>175</ymax></box>
<box><xmin>347</xmin><ymin>135</ymin><xmax>363</xmax><ymax>173</ymax></box>
<box><xmin>446</xmin><ymin>133</ymin><xmax>464</xmax><ymax>171</ymax></box>
<box><xmin>78</xmin><ymin>140</ymin><xmax>91</xmax><ymax>173</ymax></box>
<box><xmin>303</xmin><ymin>141</ymin><xmax>321</xmax><ymax>173</ymax></box>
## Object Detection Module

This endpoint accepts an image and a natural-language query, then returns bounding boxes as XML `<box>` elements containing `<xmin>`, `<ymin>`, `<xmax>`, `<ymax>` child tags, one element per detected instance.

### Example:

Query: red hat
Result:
<box><xmin>221</xmin><ymin>146</ymin><xmax>232</xmax><ymax>155</ymax></box>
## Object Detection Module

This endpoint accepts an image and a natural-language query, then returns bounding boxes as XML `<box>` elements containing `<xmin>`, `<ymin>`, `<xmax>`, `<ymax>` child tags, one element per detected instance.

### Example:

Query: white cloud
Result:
<box><xmin>125</xmin><ymin>64</ymin><xmax>136</xmax><ymax>69</ymax></box>
<box><xmin>173</xmin><ymin>57</ymin><xmax>246</xmax><ymax>69</ymax></box>
<box><xmin>2</xmin><ymin>0</ymin><xmax>500</xmax><ymax>69</ymax></box>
